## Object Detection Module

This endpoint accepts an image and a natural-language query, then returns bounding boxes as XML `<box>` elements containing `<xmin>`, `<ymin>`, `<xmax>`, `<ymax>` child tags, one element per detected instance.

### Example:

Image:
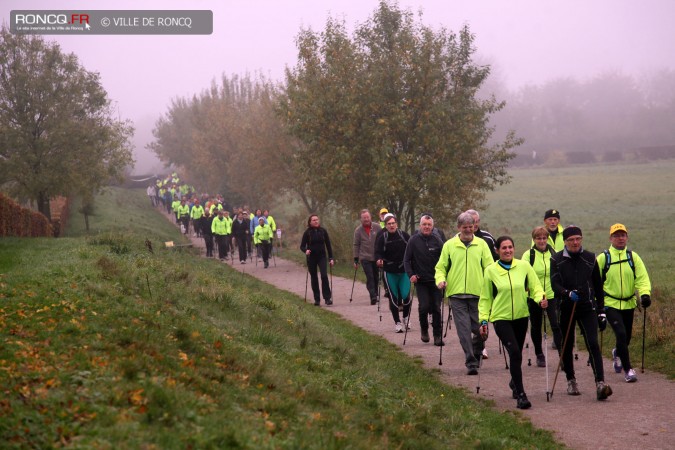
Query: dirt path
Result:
<box><xmin>167</xmin><ymin>216</ymin><xmax>673</xmax><ymax>449</ymax></box>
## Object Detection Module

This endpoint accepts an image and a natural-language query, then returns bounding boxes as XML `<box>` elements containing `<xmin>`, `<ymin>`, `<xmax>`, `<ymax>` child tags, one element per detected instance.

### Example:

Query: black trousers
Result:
<box><xmin>528</xmin><ymin>297</ymin><xmax>562</xmax><ymax>355</ymax></box>
<box><xmin>494</xmin><ymin>317</ymin><xmax>529</xmax><ymax>395</ymax></box>
<box><xmin>361</xmin><ymin>260</ymin><xmax>379</xmax><ymax>301</ymax></box>
<box><xmin>215</xmin><ymin>235</ymin><xmax>228</xmax><ymax>259</ymax></box>
<box><xmin>260</xmin><ymin>241</ymin><xmax>271</xmax><ymax>262</ymax></box>
<box><xmin>559</xmin><ymin>304</ymin><xmax>605</xmax><ymax>382</ymax></box>
<box><xmin>235</xmin><ymin>236</ymin><xmax>247</xmax><ymax>262</ymax></box>
<box><xmin>204</xmin><ymin>234</ymin><xmax>213</xmax><ymax>257</ymax></box>
<box><xmin>308</xmin><ymin>254</ymin><xmax>331</xmax><ymax>303</ymax></box>
<box><xmin>606</xmin><ymin>306</ymin><xmax>635</xmax><ymax>371</ymax></box>
<box><xmin>416</xmin><ymin>281</ymin><xmax>443</xmax><ymax>337</ymax></box>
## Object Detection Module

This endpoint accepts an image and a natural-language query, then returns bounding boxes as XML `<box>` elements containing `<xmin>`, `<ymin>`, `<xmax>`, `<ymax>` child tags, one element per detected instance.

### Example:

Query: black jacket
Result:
<box><xmin>404</xmin><ymin>230</ymin><xmax>445</xmax><ymax>283</ymax></box>
<box><xmin>202</xmin><ymin>215</ymin><xmax>214</xmax><ymax>236</ymax></box>
<box><xmin>300</xmin><ymin>227</ymin><xmax>333</xmax><ymax>259</ymax></box>
<box><xmin>475</xmin><ymin>228</ymin><xmax>498</xmax><ymax>261</ymax></box>
<box><xmin>374</xmin><ymin>229</ymin><xmax>410</xmax><ymax>273</ymax></box>
<box><xmin>232</xmin><ymin>219</ymin><xmax>248</xmax><ymax>238</ymax></box>
<box><xmin>550</xmin><ymin>247</ymin><xmax>604</xmax><ymax>312</ymax></box>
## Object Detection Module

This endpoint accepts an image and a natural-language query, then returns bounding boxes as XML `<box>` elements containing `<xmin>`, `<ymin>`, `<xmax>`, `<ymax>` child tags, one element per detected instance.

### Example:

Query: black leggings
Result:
<box><xmin>308</xmin><ymin>254</ymin><xmax>331</xmax><ymax>302</ymax></box>
<box><xmin>494</xmin><ymin>317</ymin><xmax>529</xmax><ymax>395</ymax></box>
<box><xmin>416</xmin><ymin>282</ymin><xmax>443</xmax><ymax>337</ymax></box>
<box><xmin>361</xmin><ymin>260</ymin><xmax>379</xmax><ymax>300</ymax></box>
<box><xmin>528</xmin><ymin>297</ymin><xmax>562</xmax><ymax>355</ymax></box>
<box><xmin>559</xmin><ymin>305</ymin><xmax>605</xmax><ymax>382</ymax></box>
<box><xmin>606</xmin><ymin>307</ymin><xmax>635</xmax><ymax>371</ymax></box>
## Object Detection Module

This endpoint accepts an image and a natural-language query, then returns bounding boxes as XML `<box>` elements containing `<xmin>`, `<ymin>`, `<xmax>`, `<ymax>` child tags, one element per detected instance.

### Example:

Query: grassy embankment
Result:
<box><xmin>0</xmin><ymin>188</ymin><xmax>560</xmax><ymax>448</ymax></box>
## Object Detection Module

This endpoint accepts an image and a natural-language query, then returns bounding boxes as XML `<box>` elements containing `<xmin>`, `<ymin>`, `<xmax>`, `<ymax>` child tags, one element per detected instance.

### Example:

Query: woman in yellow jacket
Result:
<box><xmin>479</xmin><ymin>236</ymin><xmax>547</xmax><ymax>409</ymax></box>
<box><xmin>521</xmin><ymin>226</ymin><xmax>562</xmax><ymax>367</ymax></box>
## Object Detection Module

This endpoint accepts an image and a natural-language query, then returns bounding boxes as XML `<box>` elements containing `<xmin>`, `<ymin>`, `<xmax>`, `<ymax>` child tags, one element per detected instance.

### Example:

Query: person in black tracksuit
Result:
<box><xmin>375</xmin><ymin>214</ymin><xmax>411</xmax><ymax>332</ymax></box>
<box><xmin>202</xmin><ymin>211</ymin><xmax>214</xmax><ymax>257</ymax></box>
<box><xmin>300</xmin><ymin>214</ymin><xmax>334</xmax><ymax>306</ymax></box>
<box><xmin>404</xmin><ymin>213</ymin><xmax>446</xmax><ymax>345</ymax></box>
<box><xmin>550</xmin><ymin>225</ymin><xmax>612</xmax><ymax>401</ymax></box>
<box><xmin>232</xmin><ymin>212</ymin><xmax>249</xmax><ymax>263</ymax></box>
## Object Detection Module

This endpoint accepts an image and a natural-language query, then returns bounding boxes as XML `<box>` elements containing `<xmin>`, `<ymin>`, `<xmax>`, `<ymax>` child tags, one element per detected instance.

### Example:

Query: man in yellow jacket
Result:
<box><xmin>435</xmin><ymin>212</ymin><xmax>493</xmax><ymax>375</ymax></box>
<box><xmin>211</xmin><ymin>209</ymin><xmax>232</xmax><ymax>261</ymax></box>
<box><xmin>597</xmin><ymin>223</ymin><xmax>651</xmax><ymax>383</ymax></box>
<box><xmin>254</xmin><ymin>217</ymin><xmax>274</xmax><ymax>268</ymax></box>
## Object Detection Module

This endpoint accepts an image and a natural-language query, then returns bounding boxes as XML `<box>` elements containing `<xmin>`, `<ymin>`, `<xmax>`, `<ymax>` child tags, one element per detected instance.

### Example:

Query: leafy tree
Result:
<box><xmin>0</xmin><ymin>28</ymin><xmax>133</xmax><ymax>220</ymax></box>
<box><xmin>280</xmin><ymin>1</ymin><xmax>519</xmax><ymax>231</ymax></box>
<box><xmin>150</xmin><ymin>74</ymin><xmax>315</xmax><ymax>211</ymax></box>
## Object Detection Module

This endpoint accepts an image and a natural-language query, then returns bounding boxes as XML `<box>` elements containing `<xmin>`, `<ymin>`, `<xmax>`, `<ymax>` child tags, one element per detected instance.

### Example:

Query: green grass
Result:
<box><xmin>0</xmin><ymin>187</ymin><xmax>562</xmax><ymax>448</ymax></box>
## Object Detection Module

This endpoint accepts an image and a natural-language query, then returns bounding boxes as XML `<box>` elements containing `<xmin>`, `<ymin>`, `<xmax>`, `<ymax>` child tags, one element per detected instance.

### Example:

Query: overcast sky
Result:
<box><xmin>4</xmin><ymin>0</ymin><xmax>675</xmax><ymax>172</ymax></box>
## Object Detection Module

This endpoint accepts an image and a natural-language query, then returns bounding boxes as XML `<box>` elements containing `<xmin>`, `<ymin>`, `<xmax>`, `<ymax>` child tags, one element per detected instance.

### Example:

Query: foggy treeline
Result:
<box><xmin>487</xmin><ymin>69</ymin><xmax>675</xmax><ymax>165</ymax></box>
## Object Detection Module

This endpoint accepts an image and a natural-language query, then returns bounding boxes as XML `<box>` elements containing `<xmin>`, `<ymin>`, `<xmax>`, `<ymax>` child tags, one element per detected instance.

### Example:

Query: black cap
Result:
<box><xmin>562</xmin><ymin>225</ymin><xmax>582</xmax><ymax>241</ymax></box>
<box><xmin>544</xmin><ymin>209</ymin><xmax>560</xmax><ymax>220</ymax></box>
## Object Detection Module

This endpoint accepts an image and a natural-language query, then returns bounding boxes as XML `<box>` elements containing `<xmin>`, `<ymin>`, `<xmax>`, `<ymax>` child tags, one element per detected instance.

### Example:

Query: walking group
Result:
<box><xmin>305</xmin><ymin>207</ymin><xmax>652</xmax><ymax>410</ymax></box>
<box><xmin>153</xmin><ymin>176</ymin><xmax>652</xmax><ymax>411</ymax></box>
<box><xmin>149</xmin><ymin>173</ymin><xmax>280</xmax><ymax>269</ymax></box>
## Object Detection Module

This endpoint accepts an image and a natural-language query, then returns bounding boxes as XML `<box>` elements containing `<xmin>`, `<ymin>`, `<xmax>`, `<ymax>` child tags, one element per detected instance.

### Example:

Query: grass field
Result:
<box><xmin>0</xmin><ymin>187</ymin><xmax>561</xmax><ymax>448</ymax></box>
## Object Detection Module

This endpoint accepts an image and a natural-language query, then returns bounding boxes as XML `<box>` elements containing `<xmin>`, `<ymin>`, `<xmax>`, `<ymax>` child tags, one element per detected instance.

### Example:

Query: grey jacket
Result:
<box><xmin>353</xmin><ymin>223</ymin><xmax>382</xmax><ymax>262</ymax></box>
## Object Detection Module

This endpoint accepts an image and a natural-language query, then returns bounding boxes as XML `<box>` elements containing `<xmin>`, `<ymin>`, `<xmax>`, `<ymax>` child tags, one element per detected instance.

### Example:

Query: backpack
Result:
<box><xmin>383</xmin><ymin>229</ymin><xmax>407</xmax><ymax>253</ymax></box>
<box><xmin>601</xmin><ymin>249</ymin><xmax>635</xmax><ymax>282</ymax></box>
<box><xmin>529</xmin><ymin>244</ymin><xmax>554</xmax><ymax>266</ymax></box>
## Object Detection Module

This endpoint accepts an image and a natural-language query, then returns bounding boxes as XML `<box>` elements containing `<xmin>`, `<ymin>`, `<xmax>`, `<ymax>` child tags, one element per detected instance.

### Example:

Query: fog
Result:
<box><xmin>4</xmin><ymin>0</ymin><xmax>675</xmax><ymax>173</ymax></box>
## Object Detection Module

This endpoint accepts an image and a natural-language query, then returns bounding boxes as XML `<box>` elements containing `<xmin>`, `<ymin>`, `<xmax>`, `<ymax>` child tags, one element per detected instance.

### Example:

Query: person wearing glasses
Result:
<box><xmin>550</xmin><ymin>225</ymin><xmax>612</xmax><ymax>401</ymax></box>
<box><xmin>522</xmin><ymin>226</ymin><xmax>562</xmax><ymax>367</ymax></box>
<box><xmin>375</xmin><ymin>213</ymin><xmax>411</xmax><ymax>332</ymax></box>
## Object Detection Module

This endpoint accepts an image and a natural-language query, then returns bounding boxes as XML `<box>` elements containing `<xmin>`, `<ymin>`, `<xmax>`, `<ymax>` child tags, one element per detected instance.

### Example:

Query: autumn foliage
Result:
<box><xmin>0</xmin><ymin>193</ymin><xmax>53</xmax><ymax>237</ymax></box>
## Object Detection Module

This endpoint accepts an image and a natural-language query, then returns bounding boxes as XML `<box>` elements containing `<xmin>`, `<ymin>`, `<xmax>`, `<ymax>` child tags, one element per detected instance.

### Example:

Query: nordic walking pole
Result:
<box><xmin>443</xmin><ymin>301</ymin><xmax>452</xmax><ymax>338</ymax></box>
<box><xmin>439</xmin><ymin>296</ymin><xmax>445</xmax><ymax>366</ymax></box>
<box><xmin>527</xmin><ymin>340</ymin><xmax>532</xmax><ymax>366</ymax></box>
<box><xmin>551</xmin><ymin>301</ymin><xmax>578</xmax><ymax>399</ymax></box>
<box><xmin>329</xmin><ymin>262</ymin><xmax>333</xmax><ymax>299</ymax></box>
<box><xmin>501</xmin><ymin>339</ymin><xmax>509</xmax><ymax>369</ymax></box>
<box><xmin>641</xmin><ymin>308</ymin><xmax>646</xmax><ymax>373</ymax></box>
<box><xmin>477</xmin><ymin>328</ymin><xmax>488</xmax><ymax>393</ymax></box>
<box><xmin>378</xmin><ymin>268</ymin><xmax>382</xmax><ymax>322</ymax></box>
<box><xmin>477</xmin><ymin>350</ymin><xmax>484</xmax><ymax>394</ymax></box>
<box><xmin>403</xmin><ymin>285</ymin><xmax>415</xmax><ymax>345</ymax></box>
<box><xmin>304</xmin><ymin>256</ymin><xmax>309</xmax><ymax>303</ymax></box>
<box><xmin>271</xmin><ymin>244</ymin><xmax>276</xmax><ymax>267</ymax></box>
<box><xmin>349</xmin><ymin>266</ymin><xmax>357</xmax><ymax>303</ymax></box>
<box><xmin>544</xmin><ymin>315</ymin><xmax>550</xmax><ymax>401</ymax></box>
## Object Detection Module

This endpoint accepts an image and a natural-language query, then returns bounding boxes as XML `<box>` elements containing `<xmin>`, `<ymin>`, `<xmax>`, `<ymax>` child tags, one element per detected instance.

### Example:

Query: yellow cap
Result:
<box><xmin>379</xmin><ymin>208</ymin><xmax>388</xmax><ymax>215</ymax></box>
<box><xmin>609</xmin><ymin>223</ymin><xmax>628</xmax><ymax>236</ymax></box>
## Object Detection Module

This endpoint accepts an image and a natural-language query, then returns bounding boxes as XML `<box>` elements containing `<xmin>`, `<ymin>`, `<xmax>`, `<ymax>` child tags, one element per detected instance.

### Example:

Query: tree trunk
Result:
<box><xmin>37</xmin><ymin>191</ymin><xmax>51</xmax><ymax>221</ymax></box>
<box><xmin>84</xmin><ymin>213</ymin><xmax>90</xmax><ymax>231</ymax></box>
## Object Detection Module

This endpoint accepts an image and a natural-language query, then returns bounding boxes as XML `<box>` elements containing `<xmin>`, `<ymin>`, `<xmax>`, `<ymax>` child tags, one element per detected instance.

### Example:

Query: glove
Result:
<box><xmin>479</xmin><ymin>320</ymin><xmax>489</xmax><ymax>341</ymax></box>
<box><xmin>569</xmin><ymin>290</ymin><xmax>580</xmax><ymax>302</ymax></box>
<box><xmin>598</xmin><ymin>313</ymin><xmax>607</xmax><ymax>332</ymax></box>
<box><xmin>641</xmin><ymin>294</ymin><xmax>651</xmax><ymax>309</ymax></box>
